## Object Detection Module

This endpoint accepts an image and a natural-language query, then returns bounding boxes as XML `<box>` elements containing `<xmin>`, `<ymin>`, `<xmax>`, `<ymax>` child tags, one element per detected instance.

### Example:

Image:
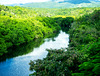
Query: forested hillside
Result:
<box><xmin>1</xmin><ymin>5</ymin><xmax>100</xmax><ymax>56</ymax></box>
<box><xmin>0</xmin><ymin>5</ymin><xmax>61</xmax><ymax>55</ymax></box>
<box><xmin>29</xmin><ymin>9</ymin><xmax>100</xmax><ymax>76</ymax></box>
<box><xmin>0</xmin><ymin>4</ymin><xmax>100</xmax><ymax>76</ymax></box>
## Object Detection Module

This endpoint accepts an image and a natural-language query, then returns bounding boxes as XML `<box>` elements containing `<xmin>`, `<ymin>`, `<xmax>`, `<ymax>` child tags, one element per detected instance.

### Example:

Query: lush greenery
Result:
<box><xmin>0</xmin><ymin>5</ymin><xmax>60</xmax><ymax>56</ymax></box>
<box><xmin>1</xmin><ymin>5</ymin><xmax>99</xmax><ymax>56</ymax></box>
<box><xmin>32</xmin><ymin>7</ymin><xmax>100</xmax><ymax>18</ymax></box>
<box><xmin>71</xmin><ymin>9</ymin><xmax>100</xmax><ymax>76</ymax></box>
<box><xmin>29</xmin><ymin>10</ymin><xmax>100</xmax><ymax>76</ymax></box>
<box><xmin>1</xmin><ymin>5</ymin><xmax>99</xmax><ymax>18</ymax></box>
<box><xmin>0</xmin><ymin>31</ymin><xmax>60</xmax><ymax>61</ymax></box>
<box><xmin>0</xmin><ymin>4</ymin><xmax>100</xmax><ymax>76</ymax></box>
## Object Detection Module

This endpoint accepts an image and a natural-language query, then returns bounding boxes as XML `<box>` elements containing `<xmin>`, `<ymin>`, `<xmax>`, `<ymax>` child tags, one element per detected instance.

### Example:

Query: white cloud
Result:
<box><xmin>0</xmin><ymin>0</ymin><xmax>50</xmax><ymax>4</ymax></box>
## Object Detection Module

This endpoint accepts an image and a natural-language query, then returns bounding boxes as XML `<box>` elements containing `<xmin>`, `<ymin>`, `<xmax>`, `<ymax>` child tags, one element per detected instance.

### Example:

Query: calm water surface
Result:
<box><xmin>0</xmin><ymin>30</ymin><xmax>69</xmax><ymax>76</ymax></box>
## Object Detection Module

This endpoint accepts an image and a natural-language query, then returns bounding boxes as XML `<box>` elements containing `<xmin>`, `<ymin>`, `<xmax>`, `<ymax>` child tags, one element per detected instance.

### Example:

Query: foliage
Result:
<box><xmin>70</xmin><ymin>10</ymin><xmax>100</xmax><ymax>76</ymax></box>
<box><xmin>1</xmin><ymin>5</ymin><xmax>100</xmax><ymax>18</ymax></box>
<box><xmin>29</xmin><ymin>9</ymin><xmax>100</xmax><ymax>76</ymax></box>
<box><xmin>29</xmin><ymin>49</ymin><xmax>83</xmax><ymax>76</ymax></box>
<box><xmin>54</xmin><ymin>17</ymin><xmax>74</xmax><ymax>32</ymax></box>
<box><xmin>1</xmin><ymin>5</ymin><xmax>99</xmax><ymax>56</ymax></box>
<box><xmin>0</xmin><ymin>5</ymin><xmax>100</xmax><ymax>76</ymax></box>
<box><xmin>0</xmin><ymin>38</ymin><xmax>44</xmax><ymax>61</ymax></box>
<box><xmin>0</xmin><ymin>5</ymin><xmax>61</xmax><ymax>56</ymax></box>
<box><xmin>73</xmin><ymin>41</ymin><xmax>100</xmax><ymax>76</ymax></box>
<box><xmin>68</xmin><ymin>10</ymin><xmax>100</xmax><ymax>50</ymax></box>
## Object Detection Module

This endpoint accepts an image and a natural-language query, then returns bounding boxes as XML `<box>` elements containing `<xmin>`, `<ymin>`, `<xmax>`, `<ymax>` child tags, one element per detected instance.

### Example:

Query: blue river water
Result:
<box><xmin>0</xmin><ymin>31</ymin><xmax>69</xmax><ymax>76</ymax></box>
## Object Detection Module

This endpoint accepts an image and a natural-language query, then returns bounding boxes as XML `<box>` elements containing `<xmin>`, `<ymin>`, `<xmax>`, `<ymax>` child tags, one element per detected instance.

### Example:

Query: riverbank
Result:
<box><xmin>0</xmin><ymin>5</ymin><xmax>100</xmax><ymax>76</ymax></box>
<box><xmin>0</xmin><ymin>5</ymin><xmax>61</xmax><ymax>56</ymax></box>
<box><xmin>0</xmin><ymin>30</ymin><xmax>69</xmax><ymax>76</ymax></box>
<box><xmin>29</xmin><ymin>10</ymin><xmax>100</xmax><ymax>76</ymax></box>
<box><xmin>0</xmin><ymin>5</ymin><xmax>99</xmax><ymax>56</ymax></box>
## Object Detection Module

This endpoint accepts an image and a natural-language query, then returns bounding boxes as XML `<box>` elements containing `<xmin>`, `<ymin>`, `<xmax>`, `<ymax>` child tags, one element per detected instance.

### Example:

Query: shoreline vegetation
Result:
<box><xmin>0</xmin><ymin>5</ymin><xmax>100</xmax><ymax>76</ymax></box>
<box><xmin>0</xmin><ymin>5</ymin><xmax>61</xmax><ymax>56</ymax></box>
<box><xmin>29</xmin><ymin>9</ymin><xmax>100</xmax><ymax>76</ymax></box>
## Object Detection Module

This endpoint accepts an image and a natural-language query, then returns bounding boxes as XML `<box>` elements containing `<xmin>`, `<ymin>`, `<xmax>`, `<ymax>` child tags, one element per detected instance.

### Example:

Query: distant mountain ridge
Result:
<box><xmin>51</xmin><ymin>0</ymin><xmax>91</xmax><ymax>4</ymax></box>
<box><xmin>6</xmin><ymin>0</ymin><xmax>100</xmax><ymax>8</ymax></box>
<box><xmin>51</xmin><ymin>0</ymin><xmax>100</xmax><ymax>2</ymax></box>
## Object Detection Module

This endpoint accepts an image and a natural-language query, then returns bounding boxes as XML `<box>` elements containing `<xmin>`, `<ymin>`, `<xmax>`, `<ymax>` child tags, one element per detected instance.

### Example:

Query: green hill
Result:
<box><xmin>0</xmin><ymin>4</ymin><xmax>100</xmax><ymax>76</ymax></box>
<box><xmin>29</xmin><ymin>9</ymin><xmax>100</xmax><ymax>76</ymax></box>
<box><xmin>19</xmin><ymin>1</ymin><xmax>100</xmax><ymax>8</ymax></box>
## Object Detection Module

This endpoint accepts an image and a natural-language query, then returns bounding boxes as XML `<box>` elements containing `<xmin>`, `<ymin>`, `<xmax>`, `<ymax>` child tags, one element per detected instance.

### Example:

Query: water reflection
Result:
<box><xmin>0</xmin><ymin>31</ymin><xmax>59</xmax><ymax>62</ymax></box>
<box><xmin>0</xmin><ymin>30</ymin><xmax>69</xmax><ymax>76</ymax></box>
<box><xmin>0</xmin><ymin>38</ymin><xmax>44</xmax><ymax>62</ymax></box>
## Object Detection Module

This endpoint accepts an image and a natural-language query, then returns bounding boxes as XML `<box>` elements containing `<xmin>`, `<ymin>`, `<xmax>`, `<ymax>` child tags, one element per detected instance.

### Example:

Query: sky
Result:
<box><xmin>0</xmin><ymin>0</ymin><xmax>100</xmax><ymax>5</ymax></box>
<box><xmin>0</xmin><ymin>0</ymin><xmax>50</xmax><ymax>4</ymax></box>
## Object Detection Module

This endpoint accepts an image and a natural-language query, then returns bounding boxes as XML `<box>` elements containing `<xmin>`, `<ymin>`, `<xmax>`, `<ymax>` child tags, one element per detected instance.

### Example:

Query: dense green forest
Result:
<box><xmin>0</xmin><ymin>5</ymin><xmax>61</xmax><ymax>55</ymax></box>
<box><xmin>0</xmin><ymin>4</ymin><xmax>100</xmax><ymax>76</ymax></box>
<box><xmin>29</xmin><ymin>9</ymin><xmax>100</xmax><ymax>76</ymax></box>
<box><xmin>1</xmin><ymin>5</ymin><xmax>99</xmax><ymax>56</ymax></box>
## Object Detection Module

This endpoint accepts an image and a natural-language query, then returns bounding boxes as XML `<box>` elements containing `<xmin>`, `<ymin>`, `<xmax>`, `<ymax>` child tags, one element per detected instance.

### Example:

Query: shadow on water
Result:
<box><xmin>0</xmin><ymin>16</ymin><xmax>73</xmax><ymax>76</ymax></box>
<box><xmin>54</xmin><ymin>17</ymin><xmax>74</xmax><ymax>33</ymax></box>
<box><xmin>28</xmin><ymin>17</ymin><xmax>74</xmax><ymax>76</ymax></box>
<box><xmin>0</xmin><ymin>16</ymin><xmax>74</xmax><ymax>62</ymax></box>
<box><xmin>0</xmin><ymin>31</ymin><xmax>60</xmax><ymax>62</ymax></box>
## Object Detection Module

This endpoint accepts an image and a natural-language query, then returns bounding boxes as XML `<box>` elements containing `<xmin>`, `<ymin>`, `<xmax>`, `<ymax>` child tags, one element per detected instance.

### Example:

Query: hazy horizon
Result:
<box><xmin>0</xmin><ymin>0</ymin><xmax>50</xmax><ymax>4</ymax></box>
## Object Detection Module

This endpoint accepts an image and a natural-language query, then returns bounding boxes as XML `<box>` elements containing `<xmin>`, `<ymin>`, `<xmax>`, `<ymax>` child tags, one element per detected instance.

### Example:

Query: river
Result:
<box><xmin>0</xmin><ymin>30</ymin><xmax>69</xmax><ymax>76</ymax></box>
